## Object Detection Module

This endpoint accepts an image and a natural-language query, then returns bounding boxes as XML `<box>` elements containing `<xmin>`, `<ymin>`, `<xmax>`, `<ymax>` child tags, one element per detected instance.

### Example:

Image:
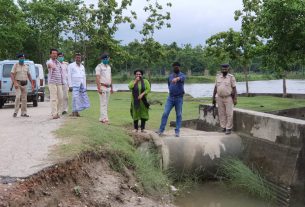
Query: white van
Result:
<box><xmin>35</xmin><ymin>64</ymin><xmax>45</xmax><ymax>102</ymax></box>
<box><xmin>0</xmin><ymin>60</ymin><xmax>39</xmax><ymax>108</ymax></box>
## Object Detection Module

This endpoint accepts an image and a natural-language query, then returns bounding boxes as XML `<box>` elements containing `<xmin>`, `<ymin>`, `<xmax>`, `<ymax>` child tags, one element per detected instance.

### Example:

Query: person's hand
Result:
<box><xmin>233</xmin><ymin>98</ymin><xmax>237</xmax><ymax>105</ymax></box>
<box><xmin>110</xmin><ymin>88</ymin><xmax>114</xmax><ymax>94</ymax></box>
<box><xmin>69</xmin><ymin>87</ymin><xmax>73</xmax><ymax>92</ymax></box>
<box><xmin>171</xmin><ymin>77</ymin><xmax>179</xmax><ymax>84</ymax></box>
<box><xmin>138</xmin><ymin>93</ymin><xmax>144</xmax><ymax>100</ymax></box>
<box><xmin>14</xmin><ymin>83</ymin><xmax>19</xmax><ymax>89</ymax></box>
<box><xmin>31</xmin><ymin>84</ymin><xmax>34</xmax><ymax>92</ymax></box>
<box><xmin>212</xmin><ymin>97</ymin><xmax>216</xmax><ymax>105</ymax></box>
<box><xmin>135</xmin><ymin>77</ymin><xmax>141</xmax><ymax>82</ymax></box>
<box><xmin>97</xmin><ymin>88</ymin><xmax>103</xmax><ymax>95</ymax></box>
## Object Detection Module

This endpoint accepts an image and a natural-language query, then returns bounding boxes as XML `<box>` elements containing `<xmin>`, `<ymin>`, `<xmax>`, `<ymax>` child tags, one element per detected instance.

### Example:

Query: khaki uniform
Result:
<box><xmin>215</xmin><ymin>73</ymin><xmax>236</xmax><ymax>130</ymax></box>
<box><xmin>11</xmin><ymin>63</ymin><xmax>30</xmax><ymax>115</ymax></box>
<box><xmin>95</xmin><ymin>63</ymin><xmax>112</xmax><ymax>122</ymax></box>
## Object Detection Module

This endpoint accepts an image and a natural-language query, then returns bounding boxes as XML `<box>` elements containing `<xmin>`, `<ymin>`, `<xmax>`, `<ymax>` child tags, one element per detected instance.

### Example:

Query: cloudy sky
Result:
<box><xmin>84</xmin><ymin>0</ymin><xmax>243</xmax><ymax>46</ymax></box>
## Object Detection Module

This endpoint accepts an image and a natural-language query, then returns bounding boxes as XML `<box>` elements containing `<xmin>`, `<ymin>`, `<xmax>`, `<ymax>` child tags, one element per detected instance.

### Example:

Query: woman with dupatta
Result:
<box><xmin>128</xmin><ymin>69</ymin><xmax>151</xmax><ymax>132</ymax></box>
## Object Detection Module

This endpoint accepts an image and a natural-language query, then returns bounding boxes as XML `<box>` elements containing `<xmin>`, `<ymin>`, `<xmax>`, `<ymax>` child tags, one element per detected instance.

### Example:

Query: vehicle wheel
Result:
<box><xmin>33</xmin><ymin>95</ymin><xmax>38</xmax><ymax>107</ymax></box>
<box><xmin>40</xmin><ymin>95</ymin><xmax>44</xmax><ymax>102</ymax></box>
<box><xmin>33</xmin><ymin>99</ymin><xmax>38</xmax><ymax>107</ymax></box>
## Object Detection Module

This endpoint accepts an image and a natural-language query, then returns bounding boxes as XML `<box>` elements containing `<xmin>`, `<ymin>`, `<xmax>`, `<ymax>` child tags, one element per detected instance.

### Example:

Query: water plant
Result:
<box><xmin>219</xmin><ymin>157</ymin><xmax>276</xmax><ymax>201</ymax></box>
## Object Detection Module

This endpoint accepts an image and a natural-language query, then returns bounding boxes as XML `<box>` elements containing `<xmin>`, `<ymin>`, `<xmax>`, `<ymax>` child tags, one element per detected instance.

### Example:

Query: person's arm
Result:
<box><xmin>110</xmin><ymin>68</ymin><xmax>113</xmax><ymax>93</ymax></box>
<box><xmin>83</xmin><ymin>67</ymin><xmax>87</xmax><ymax>90</ymax></box>
<box><xmin>231</xmin><ymin>76</ymin><xmax>237</xmax><ymax>105</ymax></box>
<box><xmin>10</xmin><ymin>64</ymin><xmax>18</xmax><ymax>89</ymax></box>
<box><xmin>67</xmin><ymin>64</ymin><xmax>72</xmax><ymax>89</ymax></box>
<box><xmin>46</xmin><ymin>60</ymin><xmax>54</xmax><ymax>71</ymax></box>
<box><xmin>212</xmin><ymin>77</ymin><xmax>217</xmax><ymax>105</ymax></box>
<box><xmin>178</xmin><ymin>73</ymin><xmax>186</xmax><ymax>82</ymax></box>
<box><xmin>232</xmin><ymin>87</ymin><xmax>237</xmax><ymax>105</ymax></box>
<box><xmin>212</xmin><ymin>86</ymin><xmax>217</xmax><ymax>105</ymax></box>
<box><xmin>27</xmin><ymin>70</ymin><xmax>34</xmax><ymax>91</ymax></box>
<box><xmin>95</xmin><ymin>65</ymin><xmax>102</xmax><ymax>94</ymax></box>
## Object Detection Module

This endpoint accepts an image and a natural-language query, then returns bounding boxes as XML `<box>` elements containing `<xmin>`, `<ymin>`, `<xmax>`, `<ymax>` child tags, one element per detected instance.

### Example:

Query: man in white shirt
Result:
<box><xmin>95</xmin><ymin>53</ymin><xmax>113</xmax><ymax>124</ymax></box>
<box><xmin>68</xmin><ymin>53</ymin><xmax>90</xmax><ymax>117</ymax></box>
<box><xmin>58</xmin><ymin>52</ymin><xmax>69</xmax><ymax>115</ymax></box>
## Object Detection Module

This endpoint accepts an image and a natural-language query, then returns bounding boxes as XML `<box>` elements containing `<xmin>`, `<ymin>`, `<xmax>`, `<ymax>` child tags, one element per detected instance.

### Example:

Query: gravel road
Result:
<box><xmin>0</xmin><ymin>101</ymin><xmax>62</xmax><ymax>178</ymax></box>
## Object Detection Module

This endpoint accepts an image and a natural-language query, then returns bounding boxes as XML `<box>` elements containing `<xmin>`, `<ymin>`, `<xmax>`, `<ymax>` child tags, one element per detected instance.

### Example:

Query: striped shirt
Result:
<box><xmin>47</xmin><ymin>59</ymin><xmax>63</xmax><ymax>84</ymax></box>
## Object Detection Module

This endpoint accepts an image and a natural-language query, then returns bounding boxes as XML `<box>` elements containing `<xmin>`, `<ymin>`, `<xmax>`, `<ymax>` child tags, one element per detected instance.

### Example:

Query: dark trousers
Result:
<box><xmin>134</xmin><ymin>119</ymin><xmax>146</xmax><ymax>130</ymax></box>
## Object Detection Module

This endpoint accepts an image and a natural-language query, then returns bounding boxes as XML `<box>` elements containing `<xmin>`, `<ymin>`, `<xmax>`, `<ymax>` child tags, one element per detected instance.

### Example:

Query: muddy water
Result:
<box><xmin>175</xmin><ymin>182</ymin><xmax>276</xmax><ymax>207</ymax></box>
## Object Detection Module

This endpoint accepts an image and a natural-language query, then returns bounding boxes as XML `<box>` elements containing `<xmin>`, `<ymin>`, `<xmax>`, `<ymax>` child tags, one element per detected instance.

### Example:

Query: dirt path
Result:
<box><xmin>0</xmin><ymin>102</ymin><xmax>62</xmax><ymax>178</ymax></box>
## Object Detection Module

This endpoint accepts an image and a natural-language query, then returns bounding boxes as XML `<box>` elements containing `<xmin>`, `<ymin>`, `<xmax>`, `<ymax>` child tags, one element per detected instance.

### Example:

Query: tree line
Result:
<box><xmin>1</xmin><ymin>0</ymin><xmax>305</xmax><ymax>95</ymax></box>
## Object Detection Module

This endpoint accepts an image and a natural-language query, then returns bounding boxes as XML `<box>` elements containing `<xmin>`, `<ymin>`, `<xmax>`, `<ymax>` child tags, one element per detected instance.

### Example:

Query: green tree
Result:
<box><xmin>259</xmin><ymin>0</ymin><xmax>305</xmax><ymax>96</ymax></box>
<box><xmin>0</xmin><ymin>0</ymin><xmax>28</xmax><ymax>59</ymax></box>
<box><xmin>138</xmin><ymin>0</ymin><xmax>171</xmax><ymax>80</ymax></box>
<box><xmin>18</xmin><ymin>0</ymin><xmax>81</xmax><ymax>63</ymax></box>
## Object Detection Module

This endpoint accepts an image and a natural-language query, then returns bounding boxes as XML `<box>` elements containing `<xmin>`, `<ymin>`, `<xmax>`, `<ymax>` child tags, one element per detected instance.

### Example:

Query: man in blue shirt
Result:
<box><xmin>157</xmin><ymin>62</ymin><xmax>186</xmax><ymax>137</ymax></box>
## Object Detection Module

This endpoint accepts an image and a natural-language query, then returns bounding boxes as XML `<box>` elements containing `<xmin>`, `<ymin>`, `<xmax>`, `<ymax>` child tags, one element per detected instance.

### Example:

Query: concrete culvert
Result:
<box><xmin>150</xmin><ymin>128</ymin><xmax>242</xmax><ymax>174</ymax></box>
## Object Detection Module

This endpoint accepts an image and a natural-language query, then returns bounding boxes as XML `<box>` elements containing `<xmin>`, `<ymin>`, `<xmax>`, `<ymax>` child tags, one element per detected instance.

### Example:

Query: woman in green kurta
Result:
<box><xmin>128</xmin><ymin>70</ymin><xmax>151</xmax><ymax>132</ymax></box>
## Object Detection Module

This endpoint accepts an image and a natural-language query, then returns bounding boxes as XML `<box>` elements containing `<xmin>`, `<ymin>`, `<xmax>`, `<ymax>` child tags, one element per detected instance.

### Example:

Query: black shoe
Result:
<box><xmin>13</xmin><ymin>113</ymin><xmax>17</xmax><ymax>117</ymax></box>
<box><xmin>225</xmin><ymin>129</ymin><xmax>232</xmax><ymax>135</ymax></box>
<box><xmin>21</xmin><ymin>114</ymin><xmax>30</xmax><ymax>117</ymax></box>
<box><xmin>222</xmin><ymin>128</ymin><xmax>226</xmax><ymax>132</ymax></box>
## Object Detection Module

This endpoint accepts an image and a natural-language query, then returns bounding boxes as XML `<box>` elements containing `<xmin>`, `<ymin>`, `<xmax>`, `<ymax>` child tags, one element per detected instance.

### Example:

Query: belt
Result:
<box><xmin>100</xmin><ymin>83</ymin><xmax>112</xmax><ymax>88</ymax></box>
<box><xmin>17</xmin><ymin>80</ymin><xmax>28</xmax><ymax>86</ymax></box>
<box><xmin>218</xmin><ymin>94</ymin><xmax>231</xmax><ymax>98</ymax></box>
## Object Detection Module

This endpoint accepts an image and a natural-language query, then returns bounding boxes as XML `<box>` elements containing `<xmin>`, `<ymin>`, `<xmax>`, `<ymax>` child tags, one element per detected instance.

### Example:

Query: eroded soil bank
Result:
<box><xmin>0</xmin><ymin>151</ymin><xmax>174</xmax><ymax>207</ymax></box>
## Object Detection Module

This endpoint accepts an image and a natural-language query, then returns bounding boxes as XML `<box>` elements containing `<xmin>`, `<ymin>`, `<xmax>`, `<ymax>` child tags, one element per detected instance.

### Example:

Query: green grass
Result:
<box><xmin>219</xmin><ymin>158</ymin><xmax>276</xmax><ymax>201</ymax></box>
<box><xmin>54</xmin><ymin>91</ymin><xmax>305</xmax><ymax>195</ymax></box>
<box><xmin>55</xmin><ymin>91</ymin><xmax>202</xmax><ymax>196</ymax></box>
<box><xmin>236</xmin><ymin>96</ymin><xmax>305</xmax><ymax>112</ymax></box>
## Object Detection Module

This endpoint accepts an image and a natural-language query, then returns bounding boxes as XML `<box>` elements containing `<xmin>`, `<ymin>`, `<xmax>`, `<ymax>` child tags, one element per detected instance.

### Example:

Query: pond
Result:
<box><xmin>88</xmin><ymin>79</ymin><xmax>305</xmax><ymax>98</ymax></box>
<box><xmin>175</xmin><ymin>182</ymin><xmax>276</xmax><ymax>207</ymax></box>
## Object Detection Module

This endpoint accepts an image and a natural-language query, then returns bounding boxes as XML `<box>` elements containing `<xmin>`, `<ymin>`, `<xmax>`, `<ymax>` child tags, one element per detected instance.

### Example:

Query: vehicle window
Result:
<box><xmin>35</xmin><ymin>66</ymin><xmax>39</xmax><ymax>77</ymax></box>
<box><xmin>3</xmin><ymin>64</ymin><xmax>14</xmax><ymax>77</ymax></box>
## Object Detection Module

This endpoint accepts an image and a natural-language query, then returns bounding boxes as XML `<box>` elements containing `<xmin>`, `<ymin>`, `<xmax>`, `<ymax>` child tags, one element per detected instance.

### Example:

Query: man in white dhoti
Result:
<box><xmin>67</xmin><ymin>53</ymin><xmax>90</xmax><ymax>117</ymax></box>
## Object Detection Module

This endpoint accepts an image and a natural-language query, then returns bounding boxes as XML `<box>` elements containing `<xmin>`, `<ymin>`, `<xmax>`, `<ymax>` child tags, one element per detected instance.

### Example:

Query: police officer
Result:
<box><xmin>212</xmin><ymin>64</ymin><xmax>237</xmax><ymax>135</ymax></box>
<box><xmin>10</xmin><ymin>54</ymin><xmax>34</xmax><ymax>117</ymax></box>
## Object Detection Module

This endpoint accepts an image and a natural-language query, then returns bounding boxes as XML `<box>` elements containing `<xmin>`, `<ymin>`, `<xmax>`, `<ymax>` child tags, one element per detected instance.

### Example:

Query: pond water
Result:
<box><xmin>175</xmin><ymin>182</ymin><xmax>276</xmax><ymax>207</ymax></box>
<box><xmin>88</xmin><ymin>79</ymin><xmax>305</xmax><ymax>98</ymax></box>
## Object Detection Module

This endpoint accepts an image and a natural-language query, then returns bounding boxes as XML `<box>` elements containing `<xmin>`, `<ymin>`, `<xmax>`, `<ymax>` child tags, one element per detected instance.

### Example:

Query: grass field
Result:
<box><xmin>54</xmin><ymin>91</ymin><xmax>305</xmax><ymax>195</ymax></box>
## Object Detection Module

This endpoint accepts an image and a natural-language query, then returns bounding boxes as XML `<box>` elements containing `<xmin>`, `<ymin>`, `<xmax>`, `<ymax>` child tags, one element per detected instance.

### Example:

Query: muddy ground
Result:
<box><xmin>0</xmin><ymin>102</ymin><xmax>175</xmax><ymax>207</ymax></box>
<box><xmin>0</xmin><ymin>151</ymin><xmax>175</xmax><ymax>207</ymax></box>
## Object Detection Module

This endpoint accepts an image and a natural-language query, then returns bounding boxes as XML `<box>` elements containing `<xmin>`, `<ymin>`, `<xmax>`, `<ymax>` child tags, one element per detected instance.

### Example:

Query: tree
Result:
<box><xmin>138</xmin><ymin>0</ymin><xmax>172</xmax><ymax>80</ymax></box>
<box><xmin>0</xmin><ymin>0</ymin><xmax>28</xmax><ymax>59</ymax></box>
<box><xmin>17</xmin><ymin>0</ymin><xmax>81</xmax><ymax>63</ymax></box>
<box><xmin>206</xmin><ymin>28</ymin><xmax>262</xmax><ymax>95</ymax></box>
<box><xmin>259</xmin><ymin>0</ymin><xmax>305</xmax><ymax>97</ymax></box>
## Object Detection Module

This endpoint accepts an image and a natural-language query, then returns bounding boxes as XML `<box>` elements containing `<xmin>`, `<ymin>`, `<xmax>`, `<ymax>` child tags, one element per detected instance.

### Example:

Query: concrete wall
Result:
<box><xmin>197</xmin><ymin>104</ymin><xmax>305</xmax><ymax>189</ymax></box>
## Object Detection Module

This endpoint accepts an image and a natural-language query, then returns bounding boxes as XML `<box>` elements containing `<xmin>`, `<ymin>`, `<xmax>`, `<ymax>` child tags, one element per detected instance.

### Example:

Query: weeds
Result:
<box><xmin>219</xmin><ymin>157</ymin><xmax>276</xmax><ymax>201</ymax></box>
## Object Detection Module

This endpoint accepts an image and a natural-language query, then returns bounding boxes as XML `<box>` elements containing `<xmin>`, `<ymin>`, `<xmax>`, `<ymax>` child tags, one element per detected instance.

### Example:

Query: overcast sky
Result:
<box><xmin>84</xmin><ymin>0</ymin><xmax>243</xmax><ymax>46</ymax></box>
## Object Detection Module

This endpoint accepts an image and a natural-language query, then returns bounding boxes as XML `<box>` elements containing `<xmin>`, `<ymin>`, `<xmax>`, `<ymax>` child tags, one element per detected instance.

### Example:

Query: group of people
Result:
<box><xmin>11</xmin><ymin>51</ymin><xmax>237</xmax><ymax>136</ymax></box>
<box><xmin>130</xmin><ymin>62</ymin><xmax>237</xmax><ymax>136</ymax></box>
<box><xmin>11</xmin><ymin>49</ymin><xmax>113</xmax><ymax>123</ymax></box>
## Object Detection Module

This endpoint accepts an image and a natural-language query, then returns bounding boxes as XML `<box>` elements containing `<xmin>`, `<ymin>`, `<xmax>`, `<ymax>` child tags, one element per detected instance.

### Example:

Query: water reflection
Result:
<box><xmin>175</xmin><ymin>182</ymin><xmax>275</xmax><ymax>207</ymax></box>
<box><xmin>88</xmin><ymin>80</ymin><xmax>305</xmax><ymax>98</ymax></box>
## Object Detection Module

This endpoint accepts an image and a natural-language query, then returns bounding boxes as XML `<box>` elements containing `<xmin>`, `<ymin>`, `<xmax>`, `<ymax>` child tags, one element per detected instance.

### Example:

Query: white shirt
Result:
<box><xmin>61</xmin><ymin>62</ymin><xmax>69</xmax><ymax>85</ymax></box>
<box><xmin>68</xmin><ymin>62</ymin><xmax>86</xmax><ymax>88</ymax></box>
<box><xmin>95</xmin><ymin>63</ymin><xmax>111</xmax><ymax>85</ymax></box>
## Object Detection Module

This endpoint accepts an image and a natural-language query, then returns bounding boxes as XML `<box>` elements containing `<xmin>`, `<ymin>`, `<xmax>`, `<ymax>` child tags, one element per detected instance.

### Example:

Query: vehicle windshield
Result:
<box><xmin>3</xmin><ymin>64</ymin><xmax>14</xmax><ymax>77</ymax></box>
